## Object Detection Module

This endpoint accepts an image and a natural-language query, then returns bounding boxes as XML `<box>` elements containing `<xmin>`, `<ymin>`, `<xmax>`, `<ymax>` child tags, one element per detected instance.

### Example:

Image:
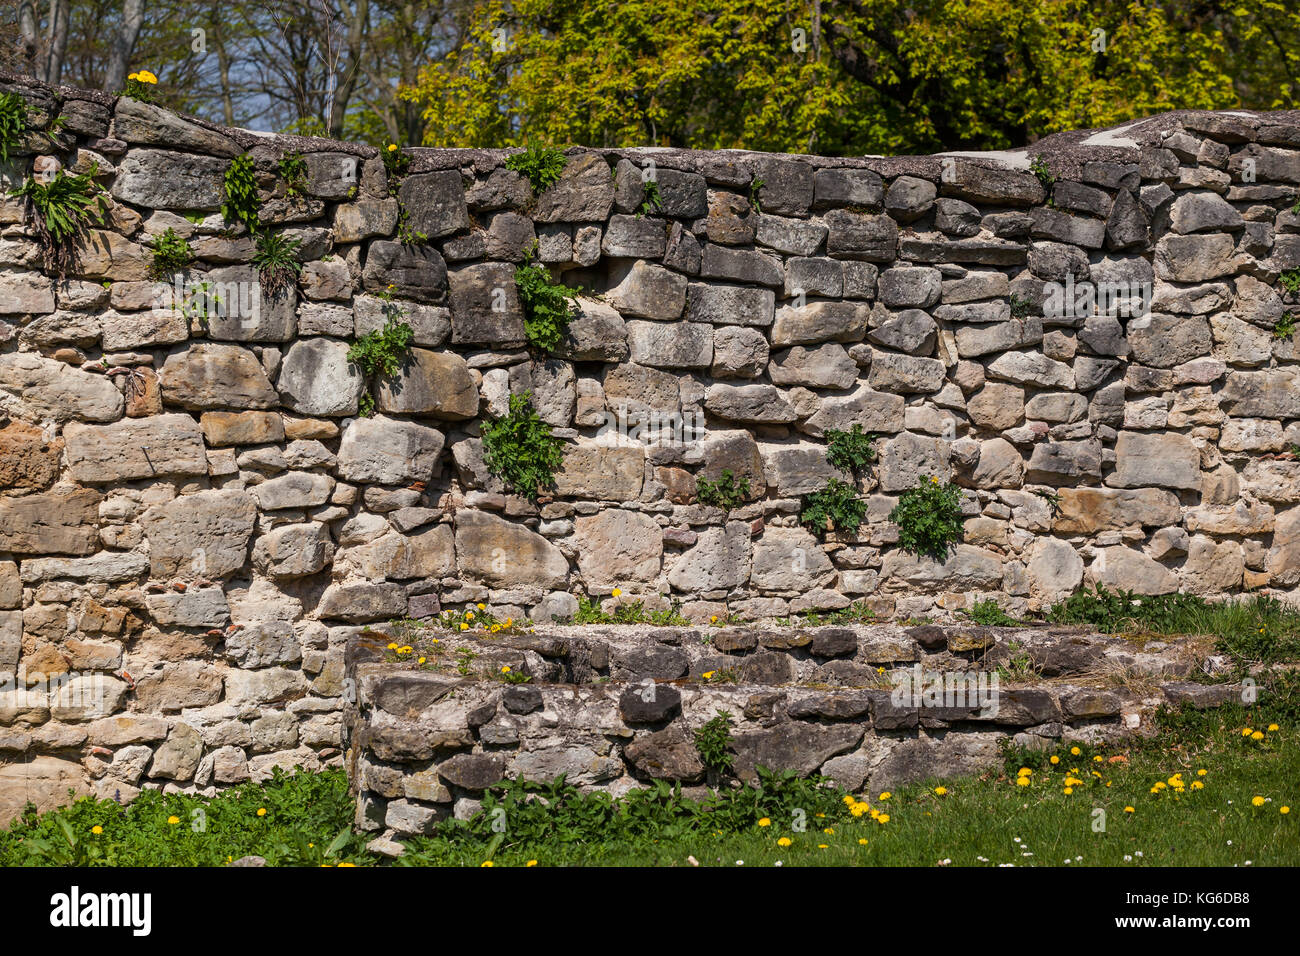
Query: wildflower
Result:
<box><xmin>91</xmin><ymin>825</ymin><xmax>103</xmax><ymax>835</ymax></box>
<box><xmin>136</xmin><ymin>70</ymin><xmax>158</xmax><ymax>84</ymax></box>
<box><xmin>1191</xmin><ymin>781</ymin><xmax>1203</xmax><ymax>790</ymax></box>
<box><xmin>1268</xmin><ymin>724</ymin><xmax>1279</xmax><ymax>732</ymax></box>
<box><xmin>612</xmin><ymin>588</ymin><xmax>622</xmax><ymax>598</ymax></box>
<box><xmin>879</xmin><ymin>792</ymin><xmax>891</xmax><ymax>800</ymax></box>
<box><xmin>858</xmin><ymin>839</ymin><xmax>868</xmax><ymax>846</ymax></box>
<box><xmin>934</xmin><ymin>786</ymin><xmax>947</xmax><ymax>795</ymax></box>
<box><xmin>818</xmin><ymin>844</ymin><xmax>829</xmax><ymax>849</ymax></box>
<box><xmin>477</xmin><ymin>603</ymin><xmax>486</xmax><ymax>611</ymax></box>
<box><xmin>710</xmin><ymin>616</ymin><xmax>718</xmax><ymax>623</ymax></box>
<box><xmin>526</xmin><ymin>860</ymin><xmax>538</xmax><ymax>866</ymax></box>
<box><xmin>167</xmin><ymin>816</ymin><xmax>180</xmax><ymax>825</ymax></box>
<box><xmin>1251</xmin><ymin>731</ymin><xmax>1265</xmax><ymax>741</ymax></box>
<box><xmin>877</xmin><ymin>814</ymin><xmax>890</xmax><ymax>824</ymax></box>
<box><xmin>1063</xmin><ymin>787</ymin><xmax>1073</xmax><ymax>795</ymax></box>
<box><xmin>465</xmin><ymin>611</ymin><xmax>475</xmax><ymax>620</ymax></box>
<box><xmin>757</xmin><ymin>817</ymin><xmax>772</xmax><ymax>828</ymax></box>
<box><xmin>1242</xmin><ymin>728</ymin><xmax>1253</xmax><ymax>737</ymax></box>
<box><xmin>481</xmin><ymin>861</ymin><xmax>494</xmax><ymax>867</ymax></box>
<box><xmin>505</xmin><ymin>618</ymin><xmax>513</xmax><ymax>627</ymax></box>
<box><xmin>1070</xmin><ymin>746</ymin><xmax>1081</xmax><ymax>756</ymax></box>
<box><xmin>418</xmin><ymin>657</ymin><xmax>426</xmax><ymax>664</ymax></box>
<box><xmin>257</xmin><ymin>807</ymin><xmax>267</xmax><ymax>817</ymax></box>
<box><xmin>459</xmin><ymin>623</ymin><xmax>468</xmax><ymax>631</ymax></box>
<box><xmin>702</xmin><ymin>671</ymin><xmax>715</xmax><ymax>679</ymax></box>
<box><xmin>1252</xmin><ymin>796</ymin><xmax>1266</xmax><ymax>807</ymax></box>
<box><xmin>1197</xmin><ymin>769</ymin><xmax>1207</xmax><ymax>776</ymax></box>
<box><xmin>501</xmin><ymin>665</ymin><xmax>511</xmax><ymax>674</ymax></box>
<box><xmin>1282</xmin><ymin>806</ymin><xmax>1291</xmax><ymax>815</ymax></box>
<box><xmin>388</xmin><ymin>144</ymin><xmax>398</xmax><ymax>152</ymax></box>
<box><xmin>387</xmin><ymin>642</ymin><xmax>399</xmax><ymax>650</ymax></box>
<box><xmin>1093</xmin><ymin>755</ymin><xmax>1103</xmax><ymax>763</ymax></box>
<box><xmin>1124</xmin><ymin>806</ymin><xmax>1135</xmax><ymax>814</ymax></box>
<box><xmin>1016</xmin><ymin>777</ymin><xmax>1030</xmax><ymax>787</ymax></box>
<box><xmin>777</xmin><ymin>837</ymin><xmax>792</xmax><ymax>847</ymax></box>
<box><xmin>1050</xmin><ymin>755</ymin><xmax>1059</xmax><ymax>765</ymax></box>
<box><xmin>823</xmin><ymin>827</ymin><xmax>834</xmax><ymax>835</ymax></box>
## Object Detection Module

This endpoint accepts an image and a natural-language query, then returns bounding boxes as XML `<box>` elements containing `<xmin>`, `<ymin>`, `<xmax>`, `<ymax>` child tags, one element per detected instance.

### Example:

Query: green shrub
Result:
<box><xmin>9</xmin><ymin>162</ymin><xmax>109</xmax><ymax>279</ymax></box>
<box><xmin>799</xmin><ymin>477</ymin><xmax>866</xmax><ymax>537</ymax></box>
<box><xmin>964</xmin><ymin>598</ymin><xmax>1020</xmax><ymax>627</ymax></box>
<box><xmin>889</xmin><ymin>476</ymin><xmax>964</xmax><ymax>561</ymax></box>
<box><xmin>695</xmin><ymin>469</ymin><xmax>750</xmax><ymax>510</ymax></box>
<box><xmin>1280</xmin><ymin>269</ymin><xmax>1300</xmax><ymax>296</ymax></box>
<box><xmin>1275</xmin><ymin>312</ymin><xmax>1296</xmax><ymax>339</ymax></box>
<box><xmin>694</xmin><ymin>711</ymin><xmax>735</xmax><ymax>774</ymax></box>
<box><xmin>279</xmin><ymin>151</ymin><xmax>308</xmax><ymax>198</ymax></box>
<box><xmin>825</xmin><ymin>424</ymin><xmax>876</xmax><ymax>477</ymax></box>
<box><xmin>481</xmin><ymin>392</ymin><xmax>566</xmax><ymax>500</ymax></box>
<box><xmin>347</xmin><ymin>306</ymin><xmax>415</xmax><ymax>417</ymax></box>
<box><xmin>514</xmin><ymin>254</ymin><xmax>576</xmax><ymax>351</ymax></box>
<box><xmin>149</xmin><ymin>227</ymin><xmax>194</xmax><ymax>279</ymax></box>
<box><xmin>505</xmin><ymin>144</ymin><xmax>567</xmax><ymax>196</ymax></box>
<box><xmin>0</xmin><ymin>91</ymin><xmax>29</xmax><ymax>162</ymax></box>
<box><xmin>221</xmin><ymin>153</ymin><xmax>260</xmax><ymax>231</ymax></box>
<box><xmin>253</xmin><ymin>230</ymin><xmax>302</xmax><ymax>299</ymax></box>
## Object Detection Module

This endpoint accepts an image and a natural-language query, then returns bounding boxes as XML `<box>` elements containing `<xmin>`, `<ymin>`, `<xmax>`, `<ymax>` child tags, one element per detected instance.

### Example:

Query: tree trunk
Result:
<box><xmin>103</xmin><ymin>0</ymin><xmax>147</xmax><ymax>92</ymax></box>
<box><xmin>45</xmin><ymin>0</ymin><xmax>70</xmax><ymax>86</ymax></box>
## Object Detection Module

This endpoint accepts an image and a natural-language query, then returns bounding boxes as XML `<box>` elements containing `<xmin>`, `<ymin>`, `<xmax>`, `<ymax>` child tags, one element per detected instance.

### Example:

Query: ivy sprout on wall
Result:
<box><xmin>9</xmin><ymin>162</ymin><xmax>109</xmax><ymax>279</ymax></box>
<box><xmin>515</xmin><ymin>248</ymin><xmax>577</xmax><ymax>351</ymax></box>
<box><xmin>347</xmin><ymin>301</ymin><xmax>415</xmax><ymax>417</ymax></box>
<box><xmin>221</xmin><ymin>153</ymin><xmax>260</xmax><ymax>232</ymax></box>
<box><xmin>148</xmin><ymin>227</ymin><xmax>194</xmax><ymax>279</ymax></box>
<box><xmin>481</xmin><ymin>391</ymin><xmax>566</xmax><ymax>501</ymax></box>
<box><xmin>0</xmin><ymin>91</ymin><xmax>30</xmax><ymax>162</ymax></box>
<box><xmin>505</xmin><ymin>144</ymin><xmax>567</xmax><ymax>196</ymax></box>
<box><xmin>889</xmin><ymin>476</ymin><xmax>965</xmax><ymax>562</ymax></box>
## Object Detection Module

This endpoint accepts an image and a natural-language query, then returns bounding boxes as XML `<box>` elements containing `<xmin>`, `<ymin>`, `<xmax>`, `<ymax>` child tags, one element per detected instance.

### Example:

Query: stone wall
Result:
<box><xmin>344</xmin><ymin>622</ymin><xmax>1234</xmax><ymax>841</ymax></box>
<box><xmin>0</xmin><ymin>69</ymin><xmax>1298</xmax><ymax>818</ymax></box>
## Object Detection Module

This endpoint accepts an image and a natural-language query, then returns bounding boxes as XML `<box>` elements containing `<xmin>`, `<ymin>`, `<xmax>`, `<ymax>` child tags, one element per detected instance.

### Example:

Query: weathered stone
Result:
<box><xmin>139</xmin><ymin>489</ymin><xmax>257</xmax><ymax>578</ymax></box>
<box><xmin>160</xmin><ymin>343</ymin><xmax>278</xmax><ymax>409</ymax></box>
<box><xmin>1108</xmin><ymin>432</ymin><xmax>1201</xmax><ymax>490</ymax></box>
<box><xmin>0</xmin><ymin>487</ymin><xmax>100</xmax><ymax>555</ymax></box>
<box><xmin>336</xmin><ymin>416</ymin><xmax>445</xmax><ymax>485</ymax></box>
<box><xmin>455</xmin><ymin>510</ymin><xmax>568</xmax><ymax>589</ymax></box>
<box><xmin>398</xmin><ymin>171</ymin><xmax>470</xmax><ymax>239</ymax></box>
<box><xmin>554</xmin><ymin>444</ymin><xmax>644</xmax><ymax>500</ymax></box>
<box><xmin>575</xmin><ymin>510</ymin><xmax>663</xmax><ymax>588</ymax></box>
<box><xmin>376</xmin><ymin>349</ymin><xmax>478</xmax><ymax>419</ymax></box>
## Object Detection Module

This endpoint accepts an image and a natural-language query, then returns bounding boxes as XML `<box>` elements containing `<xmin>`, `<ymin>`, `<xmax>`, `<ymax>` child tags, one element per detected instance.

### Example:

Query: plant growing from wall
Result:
<box><xmin>148</xmin><ymin>227</ymin><xmax>194</xmax><ymax>279</ymax></box>
<box><xmin>1276</xmin><ymin>313</ymin><xmax>1297</xmax><ymax>339</ymax></box>
<box><xmin>221</xmin><ymin>153</ymin><xmax>260</xmax><ymax>232</ymax></box>
<box><xmin>119</xmin><ymin>70</ymin><xmax>160</xmax><ymax>103</ymax></box>
<box><xmin>515</xmin><ymin>250</ymin><xmax>576</xmax><ymax>351</ymax></box>
<box><xmin>637</xmin><ymin>179</ymin><xmax>661</xmax><ymax>217</ymax></box>
<box><xmin>481</xmin><ymin>391</ymin><xmax>566</xmax><ymax>500</ymax></box>
<box><xmin>694</xmin><ymin>711</ymin><xmax>735</xmax><ymax>775</ymax></box>
<box><xmin>347</xmin><ymin>305</ymin><xmax>414</xmax><ymax>417</ymax></box>
<box><xmin>253</xmin><ymin>230</ymin><xmax>302</xmax><ymax>300</ymax></box>
<box><xmin>889</xmin><ymin>475</ymin><xmax>965</xmax><ymax>561</ymax></box>
<box><xmin>825</xmin><ymin>424</ymin><xmax>876</xmax><ymax>478</ymax></box>
<box><xmin>799</xmin><ymin>477</ymin><xmax>866</xmax><ymax>537</ymax></box>
<box><xmin>279</xmin><ymin>151</ymin><xmax>308</xmax><ymax>199</ymax></box>
<box><xmin>1009</xmin><ymin>292</ymin><xmax>1035</xmax><ymax>319</ymax></box>
<box><xmin>381</xmin><ymin>143</ymin><xmax>411</xmax><ymax>194</ymax></box>
<box><xmin>963</xmin><ymin>598</ymin><xmax>1020</xmax><ymax>627</ymax></box>
<box><xmin>9</xmin><ymin>162</ymin><xmax>108</xmax><ymax>279</ymax></box>
<box><xmin>1279</xmin><ymin>269</ymin><xmax>1300</xmax><ymax>297</ymax></box>
<box><xmin>749</xmin><ymin>177</ymin><xmax>765</xmax><ymax>213</ymax></box>
<box><xmin>505</xmin><ymin>144</ymin><xmax>567</xmax><ymax>196</ymax></box>
<box><xmin>0</xmin><ymin>91</ymin><xmax>29</xmax><ymax>162</ymax></box>
<box><xmin>695</xmin><ymin>469</ymin><xmax>750</xmax><ymax>510</ymax></box>
<box><xmin>1030</xmin><ymin>154</ymin><xmax>1056</xmax><ymax>191</ymax></box>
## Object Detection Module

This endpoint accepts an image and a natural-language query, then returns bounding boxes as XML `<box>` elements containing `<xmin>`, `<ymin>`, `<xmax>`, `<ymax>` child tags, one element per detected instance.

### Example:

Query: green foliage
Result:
<box><xmin>799</xmin><ymin>477</ymin><xmax>866</xmax><ymax>537</ymax></box>
<box><xmin>694</xmin><ymin>711</ymin><xmax>735</xmax><ymax>774</ymax></box>
<box><xmin>573</xmin><ymin>596</ymin><xmax>692</xmax><ymax>626</ymax></box>
<box><xmin>381</xmin><ymin>143</ymin><xmax>411</xmax><ymax>193</ymax></box>
<box><xmin>638</xmin><ymin>178</ymin><xmax>662</xmax><ymax>217</ymax></box>
<box><xmin>0</xmin><ymin>91</ymin><xmax>29</xmax><ymax>163</ymax></box>
<box><xmin>1275</xmin><ymin>312</ymin><xmax>1296</xmax><ymax>339</ymax></box>
<box><xmin>9</xmin><ymin>163</ymin><xmax>109</xmax><ymax>279</ymax></box>
<box><xmin>252</xmin><ymin>230</ymin><xmax>302</xmax><ymax>300</ymax></box>
<box><xmin>347</xmin><ymin>305</ymin><xmax>415</xmax><ymax>417</ymax></box>
<box><xmin>1045</xmin><ymin>587</ymin><xmax>1300</xmax><ymax>668</ymax></box>
<box><xmin>119</xmin><ymin>75</ymin><xmax>160</xmax><ymax>104</ymax></box>
<box><xmin>505</xmin><ymin>144</ymin><xmax>568</xmax><ymax>196</ymax></box>
<box><xmin>695</xmin><ymin>469</ymin><xmax>750</xmax><ymax>510</ymax></box>
<box><xmin>0</xmin><ymin>768</ymin><xmax>369</xmax><ymax>867</ymax></box>
<box><xmin>1280</xmin><ymin>269</ymin><xmax>1300</xmax><ymax>296</ymax></box>
<box><xmin>825</xmin><ymin>424</ymin><xmax>876</xmax><ymax>477</ymax></box>
<box><xmin>749</xmin><ymin>177</ymin><xmax>765</xmax><ymax>213</ymax></box>
<box><xmin>1029</xmin><ymin>154</ymin><xmax>1057</xmax><ymax>191</ymax></box>
<box><xmin>784</xmin><ymin>601</ymin><xmax>877</xmax><ymax>627</ymax></box>
<box><xmin>406</xmin><ymin>0</ymin><xmax>1247</xmax><ymax>157</ymax></box>
<box><xmin>1009</xmin><ymin>293</ymin><xmax>1035</xmax><ymax>319</ymax></box>
<box><xmin>514</xmin><ymin>253</ymin><xmax>577</xmax><ymax>351</ymax></box>
<box><xmin>221</xmin><ymin>154</ymin><xmax>260</xmax><ymax>232</ymax></box>
<box><xmin>481</xmin><ymin>392</ymin><xmax>566</xmax><ymax>500</ymax></box>
<box><xmin>149</xmin><ymin>227</ymin><xmax>194</xmax><ymax>279</ymax></box>
<box><xmin>964</xmin><ymin>598</ymin><xmax>1021</xmax><ymax>627</ymax></box>
<box><xmin>278</xmin><ymin>151</ymin><xmax>308</xmax><ymax>198</ymax></box>
<box><xmin>889</xmin><ymin>477</ymin><xmax>965</xmax><ymax>561</ymax></box>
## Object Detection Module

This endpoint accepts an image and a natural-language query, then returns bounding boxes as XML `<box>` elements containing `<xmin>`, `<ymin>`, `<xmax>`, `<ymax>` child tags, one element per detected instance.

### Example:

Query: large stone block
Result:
<box><xmin>1108</xmin><ymin>432</ymin><xmax>1202</xmax><ymax>490</ymax></box>
<box><xmin>376</xmin><ymin>349</ymin><xmax>478</xmax><ymax>419</ymax></box>
<box><xmin>64</xmin><ymin>413</ymin><xmax>207</xmax><ymax>482</ymax></box>
<box><xmin>139</xmin><ymin>489</ymin><xmax>258</xmax><ymax>578</ymax></box>
<box><xmin>160</xmin><ymin>343</ymin><xmax>279</xmax><ymax>409</ymax></box>
<box><xmin>0</xmin><ymin>487</ymin><xmax>100</xmax><ymax>555</ymax></box>
<box><xmin>455</xmin><ymin>510</ymin><xmax>569</xmax><ymax>589</ymax></box>
<box><xmin>574</xmin><ymin>509</ymin><xmax>663</xmax><ymax>588</ymax></box>
<box><xmin>336</xmin><ymin>416</ymin><xmax>446</xmax><ymax>485</ymax></box>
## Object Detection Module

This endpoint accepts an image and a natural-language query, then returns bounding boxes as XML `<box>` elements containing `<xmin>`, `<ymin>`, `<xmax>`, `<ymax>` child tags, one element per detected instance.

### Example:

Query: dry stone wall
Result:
<box><xmin>1</xmin><ymin>70</ymin><xmax>1299</xmax><ymax>817</ymax></box>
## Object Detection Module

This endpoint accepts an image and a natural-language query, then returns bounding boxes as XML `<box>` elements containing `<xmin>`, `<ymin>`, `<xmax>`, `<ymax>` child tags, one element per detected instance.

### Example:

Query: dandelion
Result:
<box><xmin>612</xmin><ymin>588</ymin><xmax>622</xmax><ymax>598</ymax></box>
<box><xmin>1124</xmin><ymin>806</ymin><xmax>1135</xmax><ymax>814</ymax></box>
<box><xmin>1282</xmin><ymin>806</ymin><xmax>1291</xmax><ymax>815</ymax></box>
<box><xmin>257</xmin><ymin>807</ymin><xmax>267</xmax><ymax>817</ymax></box>
<box><xmin>1016</xmin><ymin>777</ymin><xmax>1030</xmax><ymax>787</ymax></box>
<box><xmin>136</xmin><ymin>70</ymin><xmax>158</xmax><ymax>84</ymax></box>
<box><xmin>388</xmin><ymin>144</ymin><xmax>398</xmax><ymax>152</ymax></box>
<box><xmin>1050</xmin><ymin>755</ymin><xmax>1060</xmax><ymax>765</ymax></box>
<box><xmin>879</xmin><ymin>792</ymin><xmax>891</xmax><ymax>800</ymax></box>
<box><xmin>459</xmin><ymin>623</ymin><xmax>468</xmax><ymax>631</ymax></box>
<box><xmin>1252</xmin><ymin>796</ymin><xmax>1266</xmax><ymax>807</ymax></box>
<box><xmin>878</xmin><ymin>814</ymin><xmax>890</xmax><ymax>824</ymax></box>
<box><xmin>858</xmin><ymin>839</ymin><xmax>868</xmax><ymax>846</ymax></box>
<box><xmin>757</xmin><ymin>817</ymin><xmax>771</xmax><ymax>827</ymax></box>
<box><xmin>710</xmin><ymin>615</ymin><xmax>718</xmax><ymax>623</ymax></box>
<box><xmin>91</xmin><ymin>825</ymin><xmax>103</xmax><ymax>835</ymax></box>
<box><xmin>1064</xmin><ymin>787</ymin><xmax>1073</xmax><ymax>795</ymax></box>
<box><xmin>167</xmin><ymin>816</ymin><xmax>180</xmax><ymax>825</ymax></box>
<box><xmin>1070</xmin><ymin>746</ymin><xmax>1081</xmax><ymax>756</ymax></box>
<box><xmin>1191</xmin><ymin>781</ymin><xmax>1203</xmax><ymax>790</ymax></box>
<box><xmin>934</xmin><ymin>786</ymin><xmax>947</xmax><ymax>795</ymax></box>
<box><xmin>702</xmin><ymin>670</ymin><xmax>716</xmax><ymax>679</ymax></box>
<box><xmin>777</xmin><ymin>837</ymin><xmax>792</xmax><ymax>847</ymax></box>
<box><xmin>501</xmin><ymin>665</ymin><xmax>511</xmax><ymax>674</ymax></box>
<box><xmin>526</xmin><ymin>860</ymin><xmax>538</xmax><ymax>866</ymax></box>
<box><xmin>418</xmin><ymin>657</ymin><xmax>426</xmax><ymax>664</ymax></box>
<box><xmin>1268</xmin><ymin>724</ymin><xmax>1279</xmax><ymax>732</ymax></box>
<box><xmin>481</xmin><ymin>861</ymin><xmax>494</xmax><ymax>867</ymax></box>
<box><xmin>1251</xmin><ymin>731</ymin><xmax>1265</xmax><ymax>741</ymax></box>
<box><xmin>1197</xmin><ymin>769</ymin><xmax>1207</xmax><ymax>776</ymax></box>
<box><xmin>1242</xmin><ymin>728</ymin><xmax>1254</xmax><ymax>737</ymax></box>
<box><xmin>477</xmin><ymin>603</ymin><xmax>486</xmax><ymax>611</ymax></box>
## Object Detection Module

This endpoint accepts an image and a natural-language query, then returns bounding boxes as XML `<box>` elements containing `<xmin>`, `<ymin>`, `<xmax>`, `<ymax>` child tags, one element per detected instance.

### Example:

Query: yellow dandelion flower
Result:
<box><xmin>1050</xmin><ymin>755</ymin><xmax>1060</xmax><ymax>765</ymax></box>
<box><xmin>1070</xmin><ymin>746</ymin><xmax>1081</xmax><ymax>756</ymax></box>
<box><xmin>1242</xmin><ymin>728</ymin><xmax>1254</xmax><ymax>737</ymax></box>
<box><xmin>91</xmin><ymin>825</ymin><xmax>103</xmax><ymax>835</ymax></box>
<box><xmin>710</xmin><ymin>615</ymin><xmax>718</xmax><ymax>623</ymax></box>
<box><xmin>1197</xmin><ymin>768</ymin><xmax>1207</xmax><ymax>776</ymax></box>
<box><xmin>418</xmin><ymin>657</ymin><xmax>426</xmax><ymax>664</ymax></box>
<box><xmin>879</xmin><ymin>792</ymin><xmax>891</xmax><ymax>800</ymax></box>
<box><xmin>128</xmin><ymin>72</ymin><xmax>139</xmax><ymax>81</ymax></box>
<box><xmin>137</xmin><ymin>70</ymin><xmax>158</xmax><ymax>84</ymax></box>
<box><xmin>526</xmin><ymin>859</ymin><xmax>538</xmax><ymax>866</ymax></box>
<box><xmin>1268</xmin><ymin>724</ymin><xmax>1279</xmax><ymax>732</ymax></box>
<box><xmin>1281</xmin><ymin>806</ymin><xmax>1291</xmax><ymax>815</ymax></box>
<box><xmin>477</xmin><ymin>603</ymin><xmax>486</xmax><ymax>611</ymax></box>
<box><xmin>388</xmin><ymin>144</ymin><xmax>398</xmax><ymax>151</ymax></box>
<box><xmin>459</xmin><ymin>623</ymin><xmax>468</xmax><ymax>631</ymax></box>
<box><xmin>702</xmin><ymin>670</ymin><xmax>715</xmax><ymax>679</ymax></box>
<box><xmin>1252</xmin><ymin>731</ymin><xmax>1265</xmax><ymax>740</ymax></box>
<box><xmin>934</xmin><ymin>786</ymin><xmax>947</xmax><ymax>795</ymax></box>
<box><xmin>481</xmin><ymin>860</ymin><xmax>494</xmax><ymax>867</ymax></box>
<box><xmin>167</xmin><ymin>816</ymin><xmax>179</xmax><ymax>825</ymax></box>
<box><xmin>1016</xmin><ymin>777</ymin><xmax>1031</xmax><ymax>787</ymax></box>
<box><xmin>257</xmin><ymin>807</ymin><xmax>267</xmax><ymax>817</ymax></box>
<box><xmin>1191</xmin><ymin>781</ymin><xmax>1203</xmax><ymax>790</ymax></box>
<box><xmin>777</xmin><ymin>837</ymin><xmax>792</xmax><ymax>847</ymax></box>
<box><xmin>858</xmin><ymin>838</ymin><xmax>868</xmax><ymax>846</ymax></box>
<box><xmin>878</xmin><ymin>814</ymin><xmax>890</xmax><ymax>824</ymax></box>
<box><xmin>501</xmin><ymin>665</ymin><xmax>511</xmax><ymax>674</ymax></box>
<box><xmin>757</xmin><ymin>817</ymin><xmax>771</xmax><ymax>827</ymax></box>
<box><xmin>1252</xmin><ymin>796</ymin><xmax>1266</xmax><ymax>806</ymax></box>
<box><xmin>337</xmin><ymin>862</ymin><xmax>356</xmax><ymax>867</ymax></box>
<box><xmin>818</xmin><ymin>844</ymin><xmax>829</xmax><ymax>849</ymax></box>
<box><xmin>612</xmin><ymin>588</ymin><xmax>622</xmax><ymax>598</ymax></box>
<box><xmin>466</xmin><ymin>611</ymin><xmax>475</xmax><ymax>620</ymax></box>
<box><xmin>1124</xmin><ymin>806</ymin><xmax>1135</xmax><ymax>813</ymax></box>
